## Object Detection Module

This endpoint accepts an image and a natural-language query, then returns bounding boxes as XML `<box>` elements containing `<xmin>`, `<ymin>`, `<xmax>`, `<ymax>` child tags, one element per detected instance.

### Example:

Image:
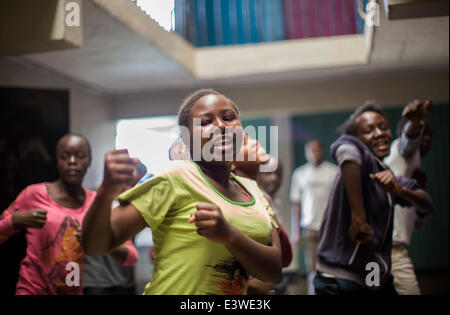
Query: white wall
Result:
<box><xmin>0</xmin><ymin>56</ymin><xmax>115</xmax><ymax>190</ymax></box>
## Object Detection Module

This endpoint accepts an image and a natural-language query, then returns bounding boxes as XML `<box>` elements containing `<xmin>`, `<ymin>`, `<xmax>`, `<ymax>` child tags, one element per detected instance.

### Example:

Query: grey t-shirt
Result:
<box><xmin>82</xmin><ymin>254</ymin><xmax>134</xmax><ymax>288</ymax></box>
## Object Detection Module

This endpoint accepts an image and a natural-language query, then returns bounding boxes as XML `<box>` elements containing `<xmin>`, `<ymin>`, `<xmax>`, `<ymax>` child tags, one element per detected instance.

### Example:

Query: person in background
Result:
<box><xmin>256</xmin><ymin>156</ymin><xmax>292</xmax><ymax>269</ymax></box>
<box><xmin>256</xmin><ymin>157</ymin><xmax>293</xmax><ymax>295</ymax></box>
<box><xmin>314</xmin><ymin>102</ymin><xmax>433</xmax><ymax>295</ymax></box>
<box><xmin>290</xmin><ymin>139</ymin><xmax>338</xmax><ymax>294</ymax></box>
<box><xmin>257</xmin><ymin>157</ymin><xmax>284</xmax><ymax>223</ymax></box>
<box><xmin>384</xmin><ymin>99</ymin><xmax>433</xmax><ymax>295</ymax></box>
<box><xmin>0</xmin><ymin>134</ymin><xmax>95</xmax><ymax>294</ymax></box>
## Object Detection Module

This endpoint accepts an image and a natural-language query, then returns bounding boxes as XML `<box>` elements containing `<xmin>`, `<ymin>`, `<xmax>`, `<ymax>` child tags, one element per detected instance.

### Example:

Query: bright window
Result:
<box><xmin>131</xmin><ymin>0</ymin><xmax>175</xmax><ymax>32</ymax></box>
<box><xmin>116</xmin><ymin>115</ymin><xmax>178</xmax><ymax>173</ymax></box>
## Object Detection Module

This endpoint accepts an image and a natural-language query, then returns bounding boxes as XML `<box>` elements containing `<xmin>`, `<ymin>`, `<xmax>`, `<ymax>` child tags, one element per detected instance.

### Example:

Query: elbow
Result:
<box><xmin>264</xmin><ymin>268</ymin><xmax>282</xmax><ymax>283</ymax></box>
<box><xmin>259</xmin><ymin>261</ymin><xmax>282</xmax><ymax>283</ymax></box>
<box><xmin>271</xmin><ymin>269</ymin><xmax>282</xmax><ymax>283</ymax></box>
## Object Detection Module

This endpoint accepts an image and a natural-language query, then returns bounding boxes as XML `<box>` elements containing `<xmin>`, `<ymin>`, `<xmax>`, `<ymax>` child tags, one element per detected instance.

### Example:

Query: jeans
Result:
<box><xmin>314</xmin><ymin>272</ymin><xmax>398</xmax><ymax>295</ymax></box>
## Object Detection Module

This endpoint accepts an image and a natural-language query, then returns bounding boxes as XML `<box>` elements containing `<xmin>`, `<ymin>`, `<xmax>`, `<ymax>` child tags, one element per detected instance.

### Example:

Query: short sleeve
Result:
<box><xmin>289</xmin><ymin>169</ymin><xmax>302</xmax><ymax>203</ymax></box>
<box><xmin>0</xmin><ymin>187</ymin><xmax>30</xmax><ymax>243</ymax></box>
<box><xmin>118</xmin><ymin>175</ymin><xmax>176</xmax><ymax>231</ymax></box>
<box><xmin>335</xmin><ymin>144</ymin><xmax>362</xmax><ymax>166</ymax></box>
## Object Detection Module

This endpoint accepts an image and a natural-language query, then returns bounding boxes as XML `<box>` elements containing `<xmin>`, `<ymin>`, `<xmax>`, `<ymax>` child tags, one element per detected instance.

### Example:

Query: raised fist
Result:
<box><xmin>101</xmin><ymin>149</ymin><xmax>142</xmax><ymax>198</ymax></box>
<box><xmin>402</xmin><ymin>100</ymin><xmax>432</xmax><ymax>124</ymax></box>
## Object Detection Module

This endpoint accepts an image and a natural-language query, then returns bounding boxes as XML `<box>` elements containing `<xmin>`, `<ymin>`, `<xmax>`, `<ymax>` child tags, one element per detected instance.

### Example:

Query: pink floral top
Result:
<box><xmin>0</xmin><ymin>183</ymin><xmax>96</xmax><ymax>295</ymax></box>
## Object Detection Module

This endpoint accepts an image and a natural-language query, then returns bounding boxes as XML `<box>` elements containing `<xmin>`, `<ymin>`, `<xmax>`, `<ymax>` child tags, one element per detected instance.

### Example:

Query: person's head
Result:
<box><xmin>305</xmin><ymin>139</ymin><xmax>323</xmax><ymax>166</ymax></box>
<box><xmin>256</xmin><ymin>157</ymin><xmax>283</xmax><ymax>196</ymax></box>
<box><xmin>339</xmin><ymin>101</ymin><xmax>392</xmax><ymax>159</ymax></box>
<box><xmin>178</xmin><ymin>89</ymin><xmax>242</xmax><ymax>166</ymax></box>
<box><xmin>56</xmin><ymin>134</ymin><xmax>91</xmax><ymax>186</ymax></box>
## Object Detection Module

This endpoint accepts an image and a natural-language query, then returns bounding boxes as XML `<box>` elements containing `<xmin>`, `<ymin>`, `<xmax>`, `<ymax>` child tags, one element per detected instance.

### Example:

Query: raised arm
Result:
<box><xmin>399</xmin><ymin>100</ymin><xmax>432</xmax><ymax>158</ymax></box>
<box><xmin>81</xmin><ymin>150</ymin><xmax>147</xmax><ymax>256</ymax></box>
<box><xmin>190</xmin><ymin>203</ymin><xmax>282</xmax><ymax>282</ymax></box>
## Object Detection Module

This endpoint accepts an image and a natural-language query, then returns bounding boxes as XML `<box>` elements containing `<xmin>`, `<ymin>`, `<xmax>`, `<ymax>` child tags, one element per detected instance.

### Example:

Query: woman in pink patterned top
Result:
<box><xmin>0</xmin><ymin>134</ymin><xmax>136</xmax><ymax>295</ymax></box>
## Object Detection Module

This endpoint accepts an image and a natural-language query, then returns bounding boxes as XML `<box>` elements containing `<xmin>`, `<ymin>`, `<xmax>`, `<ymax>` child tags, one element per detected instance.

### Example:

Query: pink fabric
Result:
<box><xmin>0</xmin><ymin>183</ymin><xmax>96</xmax><ymax>295</ymax></box>
<box><xmin>121</xmin><ymin>239</ymin><xmax>138</xmax><ymax>267</ymax></box>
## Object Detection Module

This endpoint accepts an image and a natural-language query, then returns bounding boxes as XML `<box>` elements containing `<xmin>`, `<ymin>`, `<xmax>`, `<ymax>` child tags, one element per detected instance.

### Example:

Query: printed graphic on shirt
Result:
<box><xmin>40</xmin><ymin>216</ymin><xmax>83</xmax><ymax>294</ymax></box>
<box><xmin>205</xmin><ymin>258</ymin><xmax>248</xmax><ymax>295</ymax></box>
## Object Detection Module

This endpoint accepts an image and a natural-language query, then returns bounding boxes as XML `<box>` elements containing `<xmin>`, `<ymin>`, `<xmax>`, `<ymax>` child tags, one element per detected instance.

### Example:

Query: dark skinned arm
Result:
<box><xmin>370</xmin><ymin>171</ymin><xmax>433</xmax><ymax>214</ymax></box>
<box><xmin>341</xmin><ymin>161</ymin><xmax>374</xmax><ymax>244</ymax></box>
<box><xmin>81</xmin><ymin>150</ymin><xmax>147</xmax><ymax>255</ymax></box>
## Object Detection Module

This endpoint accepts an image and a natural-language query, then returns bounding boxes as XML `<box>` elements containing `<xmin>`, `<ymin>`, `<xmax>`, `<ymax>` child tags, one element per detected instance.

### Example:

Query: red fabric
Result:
<box><xmin>277</xmin><ymin>223</ymin><xmax>293</xmax><ymax>268</ymax></box>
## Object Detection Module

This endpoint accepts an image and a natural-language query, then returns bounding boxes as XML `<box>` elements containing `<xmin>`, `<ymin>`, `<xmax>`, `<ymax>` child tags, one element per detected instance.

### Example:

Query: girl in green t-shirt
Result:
<box><xmin>81</xmin><ymin>89</ymin><xmax>282</xmax><ymax>295</ymax></box>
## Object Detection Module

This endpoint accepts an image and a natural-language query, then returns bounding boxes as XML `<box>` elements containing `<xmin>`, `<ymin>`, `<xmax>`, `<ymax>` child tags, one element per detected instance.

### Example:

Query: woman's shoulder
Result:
<box><xmin>118</xmin><ymin>161</ymin><xmax>195</xmax><ymax>204</ymax></box>
<box><xmin>151</xmin><ymin>160</ymin><xmax>196</xmax><ymax>178</ymax></box>
<box><xmin>20</xmin><ymin>182</ymin><xmax>48</xmax><ymax>198</ymax></box>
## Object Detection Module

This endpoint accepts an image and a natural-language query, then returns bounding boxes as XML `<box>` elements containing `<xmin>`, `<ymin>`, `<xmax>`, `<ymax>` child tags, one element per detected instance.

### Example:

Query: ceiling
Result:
<box><xmin>21</xmin><ymin>0</ymin><xmax>449</xmax><ymax>96</ymax></box>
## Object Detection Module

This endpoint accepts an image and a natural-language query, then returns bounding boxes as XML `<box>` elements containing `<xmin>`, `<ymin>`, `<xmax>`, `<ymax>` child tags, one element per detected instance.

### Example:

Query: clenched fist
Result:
<box><xmin>188</xmin><ymin>203</ymin><xmax>233</xmax><ymax>245</ymax></box>
<box><xmin>100</xmin><ymin>149</ymin><xmax>142</xmax><ymax>198</ymax></box>
<box><xmin>370</xmin><ymin>170</ymin><xmax>403</xmax><ymax>196</ymax></box>
<box><xmin>12</xmin><ymin>209</ymin><xmax>47</xmax><ymax>230</ymax></box>
<box><xmin>348</xmin><ymin>217</ymin><xmax>374</xmax><ymax>244</ymax></box>
<box><xmin>402</xmin><ymin>99</ymin><xmax>432</xmax><ymax>124</ymax></box>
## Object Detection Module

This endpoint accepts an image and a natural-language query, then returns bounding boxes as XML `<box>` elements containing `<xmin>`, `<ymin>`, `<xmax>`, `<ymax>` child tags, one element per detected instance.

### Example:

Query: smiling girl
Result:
<box><xmin>314</xmin><ymin>102</ymin><xmax>433</xmax><ymax>295</ymax></box>
<box><xmin>81</xmin><ymin>89</ymin><xmax>282</xmax><ymax>295</ymax></box>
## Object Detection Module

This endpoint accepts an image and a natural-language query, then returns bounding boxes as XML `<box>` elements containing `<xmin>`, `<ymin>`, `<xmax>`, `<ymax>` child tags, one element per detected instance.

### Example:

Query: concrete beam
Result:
<box><xmin>92</xmin><ymin>0</ymin><xmax>372</xmax><ymax>80</ymax></box>
<box><xmin>195</xmin><ymin>35</ymin><xmax>367</xmax><ymax>79</ymax></box>
<box><xmin>0</xmin><ymin>0</ymin><xmax>83</xmax><ymax>57</ymax></box>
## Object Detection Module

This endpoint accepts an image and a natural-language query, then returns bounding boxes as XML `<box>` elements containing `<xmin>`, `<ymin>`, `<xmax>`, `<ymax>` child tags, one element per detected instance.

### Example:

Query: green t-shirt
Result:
<box><xmin>119</xmin><ymin>160</ymin><xmax>277</xmax><ymax>295</ymax></box>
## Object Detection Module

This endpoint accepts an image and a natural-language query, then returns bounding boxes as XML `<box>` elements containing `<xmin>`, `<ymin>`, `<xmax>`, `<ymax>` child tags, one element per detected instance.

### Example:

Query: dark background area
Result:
<box><xmin>0</xmin><ymin>86</ymin><xmax>69</xmax><ymax>295</ymax></box>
